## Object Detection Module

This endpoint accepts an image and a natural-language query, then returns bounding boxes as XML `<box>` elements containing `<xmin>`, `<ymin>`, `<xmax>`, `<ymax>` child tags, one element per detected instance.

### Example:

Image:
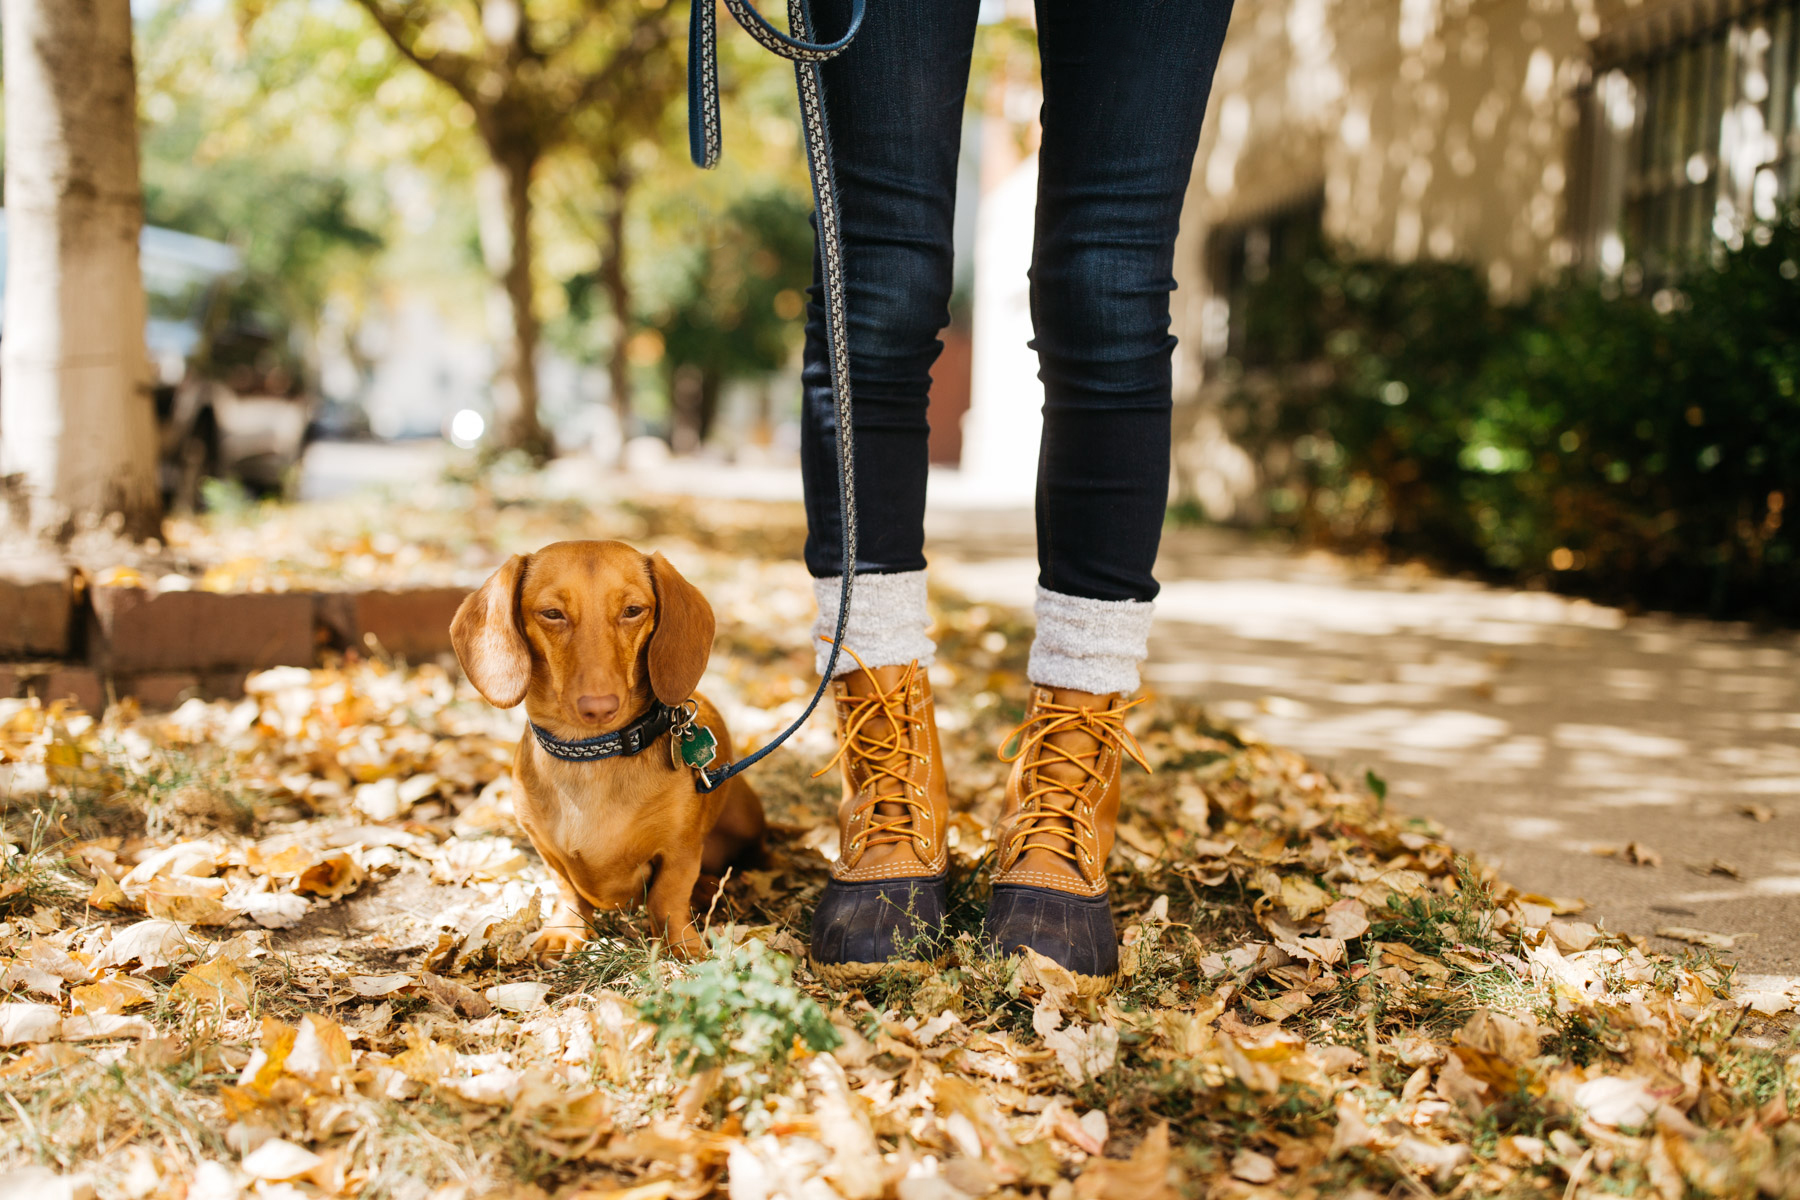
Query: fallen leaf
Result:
<box><xmin>145</xmin><ymin>877</ymin><xmax>239</xmax><ymax>926</ymax></box>
<box><xmin>87</xmin><ymin>873</ymin><xmax>134</xmax><ymax>911</ymax></box>
<box><xmin>92</xmin><ymin>920</ymin><xmax>194</xmax><ymax>975</ymax></box>
<box><xmin>1321</xmin><ymin>898</ymin><xmax>1370</xmax><ymax>941</ymax></box>
<box><xmin>60</xmin><ymin>1014</ymin><xmax>155</xmax><ymax>1041</ymax></box>
<box><xmin>348</xmin><ymin>973</ymin><xmax>412</xmax><ymax>997</ymax></box>
<box><xmin>1656</xmin><ymin>926</ymin><xmax>1746</xmax><ymax>950</ymax></box>
<box><xmin>0</xmin><ymin>1166</ymin><xmax>95</xmax><ymax>1200</ymax></box>
<box><xmin>1074</xmin><ymin>1122</ymin><xmax>1176</xmax><ymax>1200</ymax></box>
<box><xmin>70</xmin><ymin>976</ymin><xmax>156</xmax><ymax>1014</ymax></box>
<box><xmin>240</xmin><ymin>1140</ymin><xmax>322</xmax><ymax>1182</ymax></box>
<box><xmin>173</xmin><ymin>957</ymin><xmax>252</xmax><ymax>1011</ymax></box>
<box><xmin>413</xmin><ymin>972</ymin><xmax>492</xmax><ymax>1019</ymax></box>
<box><xmin>485</xmin><ymin>981</ymin><xmax>550</xmax><ymax>1013</ymax></box>
<box><xmin>0</xmin><ymin>1002</ymin><xmax>63</xmax><ymax>1046</ymax></box>
<box><xmin>294</xmin><ymin>853</ymin><xmax>364</xmax><ymax>899</ymax></box>
<box><xmin>1574</xmin><ymin>1075</ymin><xmax>1658</xmax><ymax>1128</ymax></box>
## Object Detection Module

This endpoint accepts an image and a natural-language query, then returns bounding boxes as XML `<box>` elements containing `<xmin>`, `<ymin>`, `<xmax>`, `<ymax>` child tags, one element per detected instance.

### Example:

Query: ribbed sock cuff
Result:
<box><xmin>811</xmin><ymin>571</ymin><xmax>936</xmax><ymax>678</ymax></box>
<box><xmin>1028</xmin><ymin>586</ymin><xmax>1154</xmax><ymax>694</ymax></box>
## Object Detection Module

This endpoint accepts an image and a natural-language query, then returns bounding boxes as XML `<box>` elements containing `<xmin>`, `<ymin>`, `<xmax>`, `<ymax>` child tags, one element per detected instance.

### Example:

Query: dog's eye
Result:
<box><xmin>620</xmin><ymin>605</ymin><xmax>647</xmax><ymax>619</ymax></box>
<box><xmin>539</xmin><ymin>608</ymin><xmax>566</xmax><ymax>622</ymax></box>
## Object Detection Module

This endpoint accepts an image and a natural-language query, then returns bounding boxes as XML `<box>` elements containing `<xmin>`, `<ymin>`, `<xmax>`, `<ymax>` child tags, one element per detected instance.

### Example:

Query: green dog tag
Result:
<box><xmin>679</xmin><ymin>725</ymin><xmax>718</xmax><ymax>770</ymax></box>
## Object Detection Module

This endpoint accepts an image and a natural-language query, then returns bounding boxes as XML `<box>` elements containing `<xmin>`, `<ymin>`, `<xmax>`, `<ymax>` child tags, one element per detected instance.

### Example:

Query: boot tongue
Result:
<box><xmin>840</xmin><ymin>669</ymin><xmax>923</xmax><ymax>862</ymax></box>
<box><xmin>1015</xmin><ymin>694</ymin><xmax>1114</xmax><ymax>878</ymax></box>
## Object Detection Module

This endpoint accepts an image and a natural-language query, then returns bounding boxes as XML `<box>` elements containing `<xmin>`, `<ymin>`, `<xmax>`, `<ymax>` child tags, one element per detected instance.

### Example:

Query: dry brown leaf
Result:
<box><xmin>1656</xmin><ymin>926</ymin><xmax>1745</xmax><ymax>950</ymax></box>
<box><xmin>295</xmin><ymin>852</ymin><xmax>365</xmax><ymax>899</ymax></box>
<box><xmin>86</xmin><ymin>872</ymin><xmax>134</xmax><ymax>911</ymax></box>
<box><xmin>60</xmin><ymin>1014</ymin><xmax>156</xmax><ymax>1041</ymax></box>
<box><xmin>145</xmin><ymin>877</ymin><xmax>238</xmax><ymax>926</ymax></box>
<box><xmin>412</xmin><ymin>971</ymin><xmax>492</xmax><ymax>1018</ymax></box>
<box><xmin>91</xmin><ymin>920</ymin><xmax>194</xmax><ymax>975</ymax></box>
<box><xmin>1074</xmin><ymin>1122</ymin><xmax>1177</xmax><ymax>1200</ymax></box>
<box><xmin>0</xmin><ymin>1002</ymin><xmax>62</xmax><ymax>1046</ymax></box>
<box><xmin>1228</xmin><ymin>1148</ymin><xmax>1276</xmax><ymax>1184</ymax></box>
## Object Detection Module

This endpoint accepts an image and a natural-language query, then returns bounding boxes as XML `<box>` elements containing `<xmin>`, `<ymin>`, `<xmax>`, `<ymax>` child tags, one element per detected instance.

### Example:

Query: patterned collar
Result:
<box><xmin>529</xmin><ymin>702</ymin><xmax>677</xmax><ymax>763</ymax></box>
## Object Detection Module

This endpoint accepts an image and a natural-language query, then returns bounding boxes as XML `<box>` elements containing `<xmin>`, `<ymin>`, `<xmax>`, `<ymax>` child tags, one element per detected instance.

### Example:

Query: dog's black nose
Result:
<box><xmin>576</xmin><ymin>694</ymin><xmax>620</xmax><ymax>723</ymax></box>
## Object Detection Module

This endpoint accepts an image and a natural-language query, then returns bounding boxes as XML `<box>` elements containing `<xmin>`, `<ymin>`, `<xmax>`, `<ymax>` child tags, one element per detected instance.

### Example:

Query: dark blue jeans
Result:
<box><xmin>799</xmin><ymin>0</ymin><xmax>1234</xmax><ymax>602</ymax></box>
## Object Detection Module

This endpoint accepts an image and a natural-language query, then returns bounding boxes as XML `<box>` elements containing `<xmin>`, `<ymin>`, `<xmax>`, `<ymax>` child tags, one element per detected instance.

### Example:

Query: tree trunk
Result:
<box><xmin>600</xmin><ymin>168</ymin><xmax>634</xmax><ymax>466</ymax></box>
<box><xmin>475</xmin><ymin>144</ymin><xmax>549</xmax><ymax>459</ymax></box>
<box><xmin>0</xmin><ymin>0</ymin><xmax>161</xmax><ymax>540</ymax></box>
<box><xmin>669</xmin><ymin>363</ymin><xmax>704</xmax><ymax>455</ymax></box>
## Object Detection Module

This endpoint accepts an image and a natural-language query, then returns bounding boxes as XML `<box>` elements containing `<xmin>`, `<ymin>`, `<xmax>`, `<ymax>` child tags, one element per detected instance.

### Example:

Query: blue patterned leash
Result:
<box><xmin>684</xmin><ymin>0</ymin><xmax>866</xmax><ymax>793</ymax></box>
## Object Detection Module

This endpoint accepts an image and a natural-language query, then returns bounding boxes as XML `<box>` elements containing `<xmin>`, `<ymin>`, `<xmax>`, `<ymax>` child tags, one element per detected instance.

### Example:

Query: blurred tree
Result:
<box><xmin>0</xmin><ymin>0</ymin><xmax>161</xmax><ymax>540</ymax></box>
<box><xmin>550</xmin><ymin>21</ymin><xmax>684</xmax><ymax>459</ymax></box>
<box><xmin>349</xmin><ymin>0</ymin><xmax>682</xmax><ymax>459</ymax></box>
<box><xmin>139</xmin><ymin>0</ymin><xmax>478</xmax><ymax>421</ymax></box>
<box><xmin>652</xmin><ymin>190</ymin><xmax>813</xmax><ymax>448</ymax></box>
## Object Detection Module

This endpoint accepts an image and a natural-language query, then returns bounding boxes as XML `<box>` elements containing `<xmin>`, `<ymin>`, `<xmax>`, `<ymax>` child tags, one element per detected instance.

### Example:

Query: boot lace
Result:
<box><xmin>997</xmin><ymin>697</ymin><xmax>1151</xmax><ymax>868</ymax></box>
<box><xmin>813</xmin><ymin>643</ymin><xmax>932</xmax><ymax>856</ymax></box>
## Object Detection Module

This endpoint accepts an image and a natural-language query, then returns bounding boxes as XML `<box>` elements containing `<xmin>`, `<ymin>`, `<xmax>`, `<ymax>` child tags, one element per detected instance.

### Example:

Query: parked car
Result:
<box><xmin>0</xmin><ymin>211</ymin><xmax>316</xmax><ymax>510</ymax></box>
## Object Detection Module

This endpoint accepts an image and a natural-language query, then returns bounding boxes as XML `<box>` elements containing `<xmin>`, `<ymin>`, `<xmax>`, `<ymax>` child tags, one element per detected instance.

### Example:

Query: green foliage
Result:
<box><xmin>1228</xmin><ymin>211</ymin><xmax>1800</xmax><ymax>619</ymax></box>
<box><xmin>1366</xmin><ymin>858</ymin><xmax>1498</xmax><ymax>953</ymax></box>
<box><xmin>0</xmin><ymin>807</ymin><xmax>81</xmax><ymax>915</ymax></box>
<box><xmin>636</xmin><ymin>936</ymin><xmax>840</xmax><ymax>1077</ymax></box>
<box><xmin>653</xmin><ymin>190</ymin><xmax>816</xmax><ymax>377</ymax></box>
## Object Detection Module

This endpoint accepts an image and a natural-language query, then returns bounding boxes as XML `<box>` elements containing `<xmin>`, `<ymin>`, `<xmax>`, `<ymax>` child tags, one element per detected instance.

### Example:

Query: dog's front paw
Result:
<box><xmin>533</xmin><ymin>925</ymin><xmax>587</xmax><ymax>960</ymax></box>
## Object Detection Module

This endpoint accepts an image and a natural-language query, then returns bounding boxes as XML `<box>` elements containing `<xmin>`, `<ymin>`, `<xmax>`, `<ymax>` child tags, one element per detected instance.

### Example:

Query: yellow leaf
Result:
<box><xmin>295</xmin><ymin>852</ymin><xmax>364</xmax><ymax>899</ymax></box>
<box><xmin>1279</xmin><ymin>874</ymin><xmax>1332</xmax><ymax>920</ymax></box>
<box><xmin>285</xmin><ymin>1013</ymin><xmax>353</xmax><ymax>1085</ymax></box>
<box><xmin>71</xmin><ymin>975</ymin><xmax>156</xmax><ymax>1014</ymax></box>
<box><xmin>174</xmin><ymin>957</ymin><xmax>252</xmax><ymax>1012</ymax></box>
<box><xmin>146</xmin><ymin>878</ymin><xmax>238</xmax><ymax>926</ymax></box>
<box><xmin>88</xmin><ymin>873</ymin><xmax>134</xmax><ymax>912</ymax></box>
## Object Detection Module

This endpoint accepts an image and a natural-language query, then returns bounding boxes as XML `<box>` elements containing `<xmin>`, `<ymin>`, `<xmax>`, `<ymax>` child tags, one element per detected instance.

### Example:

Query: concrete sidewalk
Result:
<box><xmin>929</xmin><ymin>508</ymin><xmax>1800</xmax><ymax>978</ymax></box>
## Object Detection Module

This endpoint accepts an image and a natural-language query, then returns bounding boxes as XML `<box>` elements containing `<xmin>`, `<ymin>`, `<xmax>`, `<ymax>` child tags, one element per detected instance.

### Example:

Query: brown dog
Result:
<box><xmin>450</xmin><ymin>540</ymin><xmax>765</xmax><ymax>959</ymax></box>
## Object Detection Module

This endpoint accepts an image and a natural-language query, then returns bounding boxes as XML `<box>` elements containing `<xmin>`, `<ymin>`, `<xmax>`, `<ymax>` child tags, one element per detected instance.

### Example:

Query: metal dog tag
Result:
<box><xmin>679</xmin><ymin>725</ymin><xmax>718</xmax><ymax>771</ymax></box>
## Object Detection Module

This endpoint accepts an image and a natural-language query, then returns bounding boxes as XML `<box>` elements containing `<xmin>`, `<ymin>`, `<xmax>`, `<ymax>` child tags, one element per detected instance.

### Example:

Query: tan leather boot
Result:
<box><xmin>807</xmin><ymin>656</ymin><xmax>950</xmax><ymax>985</ymax></box>
<box><xmin>985</xmin><ymin>685</ymin><xmax>1149</xmax><ymax>994</ymax></box>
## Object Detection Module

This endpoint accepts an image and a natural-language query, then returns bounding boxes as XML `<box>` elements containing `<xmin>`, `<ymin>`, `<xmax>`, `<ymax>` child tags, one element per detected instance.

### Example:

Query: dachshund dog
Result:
<box><xmin>450</xmin><ymin>540</ymin><xmax>764</xmax><ymax>959</ymax></box>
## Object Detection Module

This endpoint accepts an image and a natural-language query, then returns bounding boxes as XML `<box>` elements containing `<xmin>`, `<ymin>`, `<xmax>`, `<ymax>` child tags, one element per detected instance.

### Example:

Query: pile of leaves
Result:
<box><xmin>4</xmin><ymin>490</ymin><xmax>1798</xmax><ymax>1200</ymax></box>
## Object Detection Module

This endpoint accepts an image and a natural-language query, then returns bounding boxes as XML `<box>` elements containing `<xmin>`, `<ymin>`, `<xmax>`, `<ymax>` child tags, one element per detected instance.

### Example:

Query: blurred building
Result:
<box><xmin>1169</xmin><ymin>0</ymin><xmax>1800</xmax><ymax>519</ymax></box>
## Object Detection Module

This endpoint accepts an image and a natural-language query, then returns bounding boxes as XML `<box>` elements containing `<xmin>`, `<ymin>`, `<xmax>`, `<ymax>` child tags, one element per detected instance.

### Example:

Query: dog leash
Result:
<box><xmin>684</xmin><ymin>0</ymin><xmax>866</xmax><ymax>793</ymax></box>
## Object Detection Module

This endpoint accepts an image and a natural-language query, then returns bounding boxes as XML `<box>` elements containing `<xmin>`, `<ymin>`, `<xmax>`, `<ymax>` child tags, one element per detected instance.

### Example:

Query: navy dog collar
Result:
<box><xmin>529</xmin><ymin>702</ymin><xmax>677</xmax><ymax>763</ymax></box>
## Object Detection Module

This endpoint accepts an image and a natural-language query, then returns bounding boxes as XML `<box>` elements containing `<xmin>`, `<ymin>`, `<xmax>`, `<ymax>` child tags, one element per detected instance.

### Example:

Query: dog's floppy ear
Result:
<box><xmin>646</xmin><ymin>552</ymin><xmax>715</xmax><ymax>705</ymax></box>
<box><xmin>452</xmin><ymin>554</ymin><xmax>532</xmax><ymax>708</ymax></box>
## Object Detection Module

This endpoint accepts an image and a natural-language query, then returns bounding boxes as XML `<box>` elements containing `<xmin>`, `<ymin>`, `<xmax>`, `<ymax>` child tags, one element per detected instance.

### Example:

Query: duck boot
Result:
<box><xmin>808</xmin><ymin>657</ymin><xmax>951</xmax><ymax>986</ymax></box>
<box><xmin>984</xmin><ymin>687</ymin><xmax>1150</xmax><ymax>995</ymax></box>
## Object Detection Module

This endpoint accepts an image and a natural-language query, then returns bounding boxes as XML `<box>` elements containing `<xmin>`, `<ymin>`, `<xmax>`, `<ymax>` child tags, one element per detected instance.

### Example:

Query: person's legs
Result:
<box><xmin>986</xmin><ymin>0</ymin><xmax>1235</xmax><ymax>989</ymax></box>
<box><xmin>801</xmin><ymin>0</ymin><xmax>981</xmax><ymax>672</ymax></box>
<box><xmin>803</xmin><ymin>0</ymin><xmax>981</xmax><ymax>983</ymax></box>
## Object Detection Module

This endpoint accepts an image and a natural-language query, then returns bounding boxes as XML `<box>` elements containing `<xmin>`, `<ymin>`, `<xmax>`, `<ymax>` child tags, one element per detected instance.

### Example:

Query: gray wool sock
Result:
<box><xmin>1027</xmin><ymin>585</ymin><xmax>1155</xmax><ymax>694</ymax></box>
<box><xmin>811</xmin><ymin>570</ymin><xmax>936</xmax><ymax>678</ymax></box>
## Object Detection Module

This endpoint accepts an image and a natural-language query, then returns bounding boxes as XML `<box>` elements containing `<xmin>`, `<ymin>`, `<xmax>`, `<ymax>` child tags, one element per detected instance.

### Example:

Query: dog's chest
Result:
<box><xmin>526</xmin><ymin>758</ymin><xmax>689</xmax><ymax>903</ymax></box>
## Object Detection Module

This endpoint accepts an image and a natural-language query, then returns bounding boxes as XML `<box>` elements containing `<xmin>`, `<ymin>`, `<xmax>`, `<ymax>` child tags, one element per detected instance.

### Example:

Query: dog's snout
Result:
<box><xmin>575</xmin><ymin>693</ymin><xmax>621</xmax><ymax>724</ymax></box>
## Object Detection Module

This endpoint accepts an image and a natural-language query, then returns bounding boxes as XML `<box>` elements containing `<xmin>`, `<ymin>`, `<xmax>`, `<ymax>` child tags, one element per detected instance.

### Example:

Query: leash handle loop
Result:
<box><xmin>689</xmin><ymin>0</ymin><xmax>865</xmax><ymax>167</ymax></box>
<box><xmin>688</xmin><ymin>0</ymin><xmax>861</xmax><ymax>794</ymax></box>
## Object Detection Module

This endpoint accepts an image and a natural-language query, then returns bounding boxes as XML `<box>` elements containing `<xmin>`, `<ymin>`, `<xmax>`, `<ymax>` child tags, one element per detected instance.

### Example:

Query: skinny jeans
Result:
<box><xmin>798</xmin><ymin>0</ymin><xmax>1235</xmax><ymax>602</ymax></box>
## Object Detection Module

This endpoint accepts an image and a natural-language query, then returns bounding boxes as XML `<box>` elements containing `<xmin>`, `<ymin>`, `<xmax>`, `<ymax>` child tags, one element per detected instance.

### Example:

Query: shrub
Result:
<box><xmin>1225</xmin><ymin>211</ymin><xmax>1800</xmax><ymax>619</ymax></box>
<box><xmin>636</xmin><ymin>935</ymin><xmax>840</xmax><ymax>1077</ymax></box>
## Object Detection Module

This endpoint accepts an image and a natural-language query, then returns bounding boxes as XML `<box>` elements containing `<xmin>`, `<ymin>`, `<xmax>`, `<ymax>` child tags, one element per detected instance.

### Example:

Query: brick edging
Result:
<box><xmin>1</xmin><ymin>576</ymin><xmax>471</xmax><ymax>712</ymax></box>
